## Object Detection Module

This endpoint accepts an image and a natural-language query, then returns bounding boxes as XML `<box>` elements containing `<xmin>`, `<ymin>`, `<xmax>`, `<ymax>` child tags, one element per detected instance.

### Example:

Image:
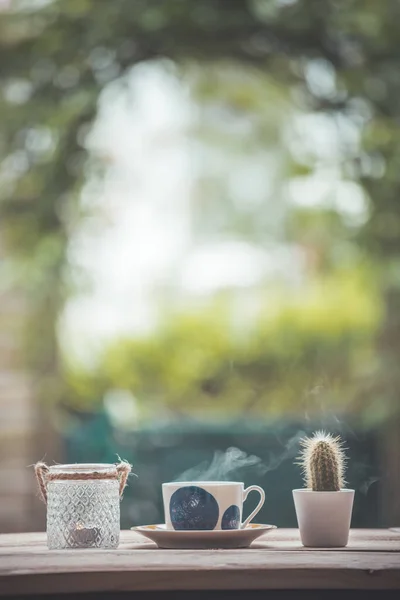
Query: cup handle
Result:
<box><xmin>242</xmin><ymin>485</ymin><xmax>265</xmax><ymax>529</ymax></box>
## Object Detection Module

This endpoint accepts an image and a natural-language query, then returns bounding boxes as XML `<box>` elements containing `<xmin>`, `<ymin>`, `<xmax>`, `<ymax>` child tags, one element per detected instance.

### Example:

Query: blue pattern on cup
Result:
<box><xmin>169</xmin><ymin>486</ymin><xmax>219</xmax><ymax>530</ymax></box>
<box><xmin>221</xmin><ymin>504</ymin><xmax>240</xmax><ymax>530</ymax></box>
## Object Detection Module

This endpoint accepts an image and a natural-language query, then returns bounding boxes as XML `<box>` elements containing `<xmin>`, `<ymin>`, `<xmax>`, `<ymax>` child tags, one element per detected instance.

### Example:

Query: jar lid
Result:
<box><xmin>35</xmin><ymin>460</ymin><xmax>132</xmax><ymax>500</ymax></box>
<box><xmin>48</xmin><ymin>464</ymin><xmax>118</xmax><ymax>475</ymax></box>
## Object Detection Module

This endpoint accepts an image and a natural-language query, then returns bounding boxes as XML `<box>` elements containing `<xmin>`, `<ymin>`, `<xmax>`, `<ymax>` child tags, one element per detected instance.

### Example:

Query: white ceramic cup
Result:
<box><xmin>162</xmin><ymin>481</ymin><xmax>265</xmax><ymax>531</ymax></box>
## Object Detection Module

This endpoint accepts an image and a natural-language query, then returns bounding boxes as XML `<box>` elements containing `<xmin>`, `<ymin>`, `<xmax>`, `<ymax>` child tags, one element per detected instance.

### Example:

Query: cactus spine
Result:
<box><xmin>298</xmin><ymin>431</ymin><xmax>346</xmax><ymax>492</ymax></box>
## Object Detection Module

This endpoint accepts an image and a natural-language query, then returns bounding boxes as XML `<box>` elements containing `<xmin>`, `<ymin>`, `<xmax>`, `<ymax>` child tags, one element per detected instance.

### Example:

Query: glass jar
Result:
<box><xmin>35</xmin><ymin>462</ymin><xmax>131</xmax><ymax>549</ymax></box>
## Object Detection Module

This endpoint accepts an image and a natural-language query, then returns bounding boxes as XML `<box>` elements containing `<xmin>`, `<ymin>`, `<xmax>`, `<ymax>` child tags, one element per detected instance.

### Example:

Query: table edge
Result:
<box><xmin>1</xmin><ymin>566</ymin><xmax>400</xmax><ymax>595</ymax></box>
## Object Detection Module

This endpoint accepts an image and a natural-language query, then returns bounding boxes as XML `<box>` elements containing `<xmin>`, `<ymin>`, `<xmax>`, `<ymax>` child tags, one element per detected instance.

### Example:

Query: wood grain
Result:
<box><xmin>0</xmin><ymin>529</ymin><xmax>399</xmax><ymax>596</ymax></box>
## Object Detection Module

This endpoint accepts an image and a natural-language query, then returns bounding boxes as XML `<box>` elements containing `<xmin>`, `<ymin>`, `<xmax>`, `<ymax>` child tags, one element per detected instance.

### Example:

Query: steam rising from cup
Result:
<box><xmin>175</xmin><ymin>432</ymin><xmax>306</xmax><ymax>482</ymax></box>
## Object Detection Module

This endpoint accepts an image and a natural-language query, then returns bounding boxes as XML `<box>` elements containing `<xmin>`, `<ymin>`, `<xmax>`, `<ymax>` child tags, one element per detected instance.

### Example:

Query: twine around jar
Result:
<box><xmin>34</xmin><ymin>461</ymin><xmax>132</xmax><ymax>503</ymax></box>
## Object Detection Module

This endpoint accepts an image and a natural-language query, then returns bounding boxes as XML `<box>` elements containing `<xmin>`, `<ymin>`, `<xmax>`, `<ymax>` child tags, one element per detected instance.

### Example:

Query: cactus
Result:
<box><xmin>298</xmin><ymin>431</ymin><xmax>347</xmax><ymax>492</ymax></box>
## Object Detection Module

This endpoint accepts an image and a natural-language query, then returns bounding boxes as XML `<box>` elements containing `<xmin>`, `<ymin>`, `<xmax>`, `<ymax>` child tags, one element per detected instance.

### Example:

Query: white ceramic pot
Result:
<box><xmin>293</xmin><ymin>489</ymin><xmax>355</xmax><ymax>547</ymax></box>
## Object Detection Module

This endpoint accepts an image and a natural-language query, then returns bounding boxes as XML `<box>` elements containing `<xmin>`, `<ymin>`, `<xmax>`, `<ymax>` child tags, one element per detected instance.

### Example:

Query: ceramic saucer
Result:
<box><xmin>132</xmin><ymin>523</ymin><xmax>277</xmax><ymax>549</ymax></box>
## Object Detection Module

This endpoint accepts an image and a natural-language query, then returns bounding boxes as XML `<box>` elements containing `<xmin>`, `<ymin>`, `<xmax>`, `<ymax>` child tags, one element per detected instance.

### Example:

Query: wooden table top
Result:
<box><xmin>0</xmin><ymin>529</ymin><xmax>400</xmax><ymax>596</ymax></box>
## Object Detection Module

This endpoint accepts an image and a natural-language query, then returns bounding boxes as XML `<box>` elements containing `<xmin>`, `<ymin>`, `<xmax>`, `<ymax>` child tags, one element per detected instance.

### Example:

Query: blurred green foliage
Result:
<box><xmin>1</xmin><ymin>0</ymin><xmax>400</xmax><ymax>423</ymax></box>
<box><xmin>66</xmin><ymin>267</ymin><xmax>381</xmax><ymax>421</ymax></box>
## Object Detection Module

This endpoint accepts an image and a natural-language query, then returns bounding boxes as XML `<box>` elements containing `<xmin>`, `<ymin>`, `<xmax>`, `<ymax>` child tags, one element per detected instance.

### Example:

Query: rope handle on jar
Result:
<box><xmin>116</xmin><ymin>460</ymin><xmax>131</xmax><ymax>496</ymax></box>
<box><xmin>34</xmin><ymin>462</ymin><xmax>50</xmax><ymax>504</ymax></box>
<box><xmin>34</xmin><ymin>461</ymin><xmax>132</xmax><ymax>504</ymax></box>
